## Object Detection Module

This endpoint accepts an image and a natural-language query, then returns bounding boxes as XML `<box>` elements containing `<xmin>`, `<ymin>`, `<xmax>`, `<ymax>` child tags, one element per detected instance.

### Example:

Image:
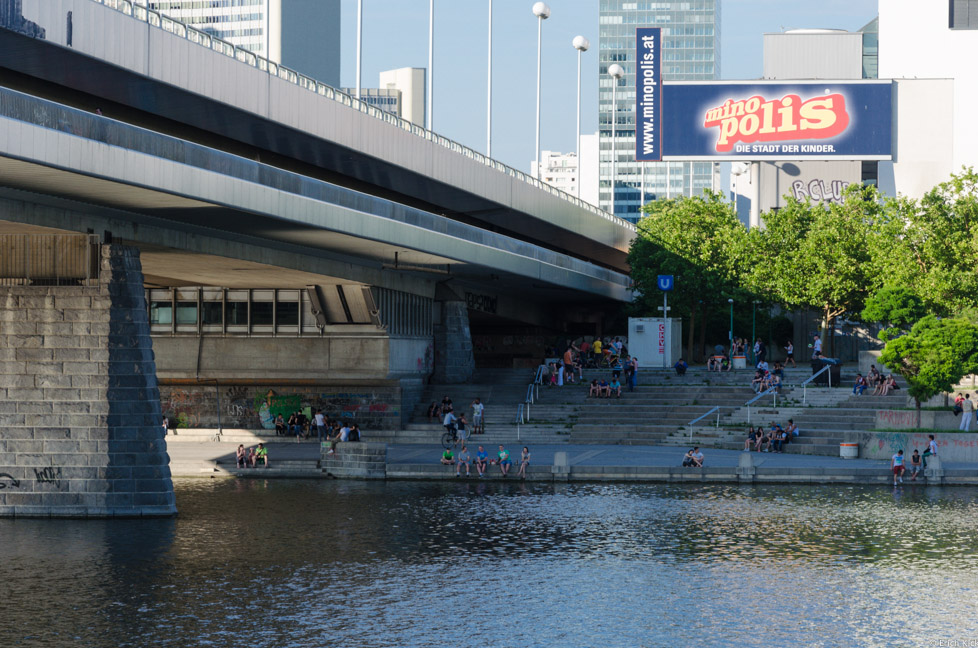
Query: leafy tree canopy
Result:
<box><xmin>861</xmin><ymin>286</ymin><xmax>928</xmax><ymax>340</ymax></box>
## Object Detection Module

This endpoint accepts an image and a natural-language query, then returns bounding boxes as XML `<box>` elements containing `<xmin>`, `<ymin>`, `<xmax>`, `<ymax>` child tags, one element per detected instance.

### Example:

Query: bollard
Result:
<box><xmin>552</xmin><ymin>451</ymin><xmax>570</xmax><ymax>482</ymax></box>
<box><xmin>924</xmin><ymin>455</ymin><xmax>945</xmax><ymax>484</ymax></box>
<box><xmin>737</xmin><ymin>451</ymin><xmax>756</xmax><ymax>481</ymax></box>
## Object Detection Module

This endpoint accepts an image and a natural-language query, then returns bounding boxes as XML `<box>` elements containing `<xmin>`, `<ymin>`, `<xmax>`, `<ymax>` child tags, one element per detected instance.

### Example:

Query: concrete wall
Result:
<box><xmin>160</xmin><ymin>382</ymin><xmax>402</xmax><ymax>430</ymax></box>
<box><xmin>763</xmin><ymin>32</ymin><xmax>863</xmax><ymax>80</ymax></box>
<box><xmin>845</xmin><ymin>430</ymin><xmax>978</xmax><ymax>463</ymax></box>
<box><xmin>0</xmin><ymin>245</ymin><xmax>175</xmax><ymax>517</ymax></box>
<box><xmin>874</xmin><ymin>410</ymin><xmax>959</xmax><ymax>431</ymax></box>
<box><xmin>153</xmin><ymin>335</ymin><xmax>391</xmax><ymax>381</ymax></box>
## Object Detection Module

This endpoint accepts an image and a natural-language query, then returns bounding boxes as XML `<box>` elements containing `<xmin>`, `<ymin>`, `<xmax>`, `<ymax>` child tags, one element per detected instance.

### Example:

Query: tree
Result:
<box><xmin>861</xmin><ymin>286</ymin><xmax>928</xmax><ymax>340</ymax></box>
<box><xmin>629</xmin><ymin>192</ymin><xmax>748</xmax><ymax>361</ymax></box>
<box><xmin>872</xmin><ymin>169</ymin><xmax>978</xmax><ymax>315</ymax></box>
<box><xmin>745</xmin><ymin>185</ymin><xmax>883</xmax><ymax>355</ymax></box>
<box><xmin>878</xmin><ymin>315</ymin><xmax>978</xmax><ymax>427</ymax></box>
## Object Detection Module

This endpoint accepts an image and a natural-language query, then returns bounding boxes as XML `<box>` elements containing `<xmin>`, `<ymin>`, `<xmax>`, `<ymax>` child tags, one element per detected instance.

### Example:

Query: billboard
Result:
<box><xmin>635</xmin><ymin>27</ymin><xmax>662</xmax><ymax>161</ymax></box>
<box><xmin>662</xmin><ymin>81</ymin><xmax>892</xmax><ymax>160</ymax></box>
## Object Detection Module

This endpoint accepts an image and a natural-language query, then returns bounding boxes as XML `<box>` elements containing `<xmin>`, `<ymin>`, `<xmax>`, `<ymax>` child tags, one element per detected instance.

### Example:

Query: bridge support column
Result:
<box><xmin>432</xmin><ymin>299</ymin><xmax>475</xmax><ymax>384</ymax></box>
<box><xmin>0</xmin><ymin>243</ymin><xmax>175</xmax><ymax>517</ymax></box>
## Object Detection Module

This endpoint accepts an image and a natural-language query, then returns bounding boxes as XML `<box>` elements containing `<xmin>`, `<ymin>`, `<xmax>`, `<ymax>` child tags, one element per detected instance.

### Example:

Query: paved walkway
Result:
<box><xmin>166</xmin><ymin>440</ymin><xmax>978</xmax><ymax>473</ymax></box>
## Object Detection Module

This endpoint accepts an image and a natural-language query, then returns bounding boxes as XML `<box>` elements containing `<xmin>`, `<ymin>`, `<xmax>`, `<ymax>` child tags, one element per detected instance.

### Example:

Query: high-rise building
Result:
<box><xmin>342</xmin><ymin>68</ymin><xmax>426</xmax><ymax>127</ymax></box>
<box><xmin>598</xmin><ymin>0</ymin><xmax>721</xmax><ymax>222</ymax></box>
<box><xmin>139</xmin><ymin>0</ymin><xmax>340</xmax><ymax>88</ymax></box>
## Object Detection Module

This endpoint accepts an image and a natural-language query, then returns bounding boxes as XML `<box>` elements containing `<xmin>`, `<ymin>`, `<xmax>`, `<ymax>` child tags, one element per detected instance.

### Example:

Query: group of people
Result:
<box><xmin>441</xmin><ymin>444</ymin><xmax>530</xmax><ymax>479</ymax></box>
<box><xmin>750</xmin><ymin>361</ymin><xmax>786</xmax><ymax>393</ymax></box>
<box><xmin>432</xmin><ymin>395</ymin><xmax>486</xmax><ymax>443</ymax></box>
<box><xmin>682</xmin><ymin>447</ymin><xmax>705</xmax><ymax>467</ymax></box>
<box><xmin>890</xmin><ymin>436</ymin><xmax>940</xmax><ymax>485</ymax></box>
<box><xmin>744</xmin><ymin>419</ymin><xmax>798</xmax><ymax>453</ymax></box>
<box><xmin>953</xmin><ymin>393</ymin><xmax>976</xmax><ymax>431</ymax></box>
<box><xmin>236</xmin><ymin>442</ymin><xmax>268</xmax><ymax>468</ymax></box>
<box><xmin>273</xmin><ymin>410</ymin><xmax>361</xmax><ymax>444</ymax></box>
<box><xmin>588</xmin><ymin>376</ymin><xmax>624</xmax><ymax>398</ymax></box>
<box><xmin>852</xmin><ymin>364</ymin><xmax>900</xmax><ymax>396</ymax></box>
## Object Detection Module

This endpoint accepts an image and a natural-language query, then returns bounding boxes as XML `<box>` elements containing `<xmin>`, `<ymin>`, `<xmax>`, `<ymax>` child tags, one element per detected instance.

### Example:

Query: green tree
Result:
<box><xmin>745</xmin><ymin>185</ymin><xmax>883</xmax><ymax>355</ymax></box>
<box><xmin>629</xmin><ymin>192</ymin><xmax>748</xmax><ymax>361</ymax></box>
<box><xmin>878</xmin><ymin>315</ymin><xmax>978</xmax><ymax>427</ymax></box>
<box><xmin>873</xmin><ymin>169</ymin><xmax>978</xmax><ymax>315</ymax></box>
<box><xmin>861</xmin><ymin>286</ymin><xmax>928</xmax><ymax>340</ymax></box>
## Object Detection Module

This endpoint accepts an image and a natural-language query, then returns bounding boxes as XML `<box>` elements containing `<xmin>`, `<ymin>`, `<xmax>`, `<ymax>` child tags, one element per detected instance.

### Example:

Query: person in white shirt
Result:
<box><xmin>471</xmin><ymin>398</ymin><xmax>485</xmax><ymax>434</ymax></box>
<box><xmin>812</xmin><ymin>335</ymin><xmax>822</xmax><ymax>359</ymax></box>
<box><xmin>314</xmin><ymin>410</ymin><xmax>326</xmax><ymax>441</ymax></box>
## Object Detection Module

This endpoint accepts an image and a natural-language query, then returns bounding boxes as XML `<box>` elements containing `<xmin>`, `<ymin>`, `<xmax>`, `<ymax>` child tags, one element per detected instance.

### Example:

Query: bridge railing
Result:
<box><xmin>90</xmin><ymin>0</ymin><xmax>634</xmax><ymax>233</ymax></box>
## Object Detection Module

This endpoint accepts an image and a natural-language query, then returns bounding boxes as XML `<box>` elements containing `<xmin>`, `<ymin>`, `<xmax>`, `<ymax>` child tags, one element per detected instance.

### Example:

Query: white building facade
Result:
<box><xmin>531</xmin><ymin>151</ymin><xmax>580</xmax><ymax>197</ymax></box>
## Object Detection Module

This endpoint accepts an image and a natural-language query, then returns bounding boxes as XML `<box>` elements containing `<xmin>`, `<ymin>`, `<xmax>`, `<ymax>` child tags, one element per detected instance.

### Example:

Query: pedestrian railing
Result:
<box><xmin>800</xmin><ymin>365</ymin><xmax>832</xmax><ymax>404</ymax></box>
<box><xmin>90</xmin><ymin>0</ymin><xmax>635</xmax><ymax>232</ymax></box>
<box><xmin>687</xmin><ymin>406</ymin><xmax>721</xmax><ymax>441</ymax></box>
<box><xmin>745</xmin><ymin>387</ymin><xmax>779</xmax><ymax>424</ymax></box>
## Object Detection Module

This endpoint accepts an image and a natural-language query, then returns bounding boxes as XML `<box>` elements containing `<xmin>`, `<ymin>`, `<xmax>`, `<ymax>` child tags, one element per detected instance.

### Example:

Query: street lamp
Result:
<box><xmin>532</xmin><ymin>2</ymin><xmax>551</xmax><ymax>180</ymax></box>
<box><xmin>573</xmin><ymin>35</ymin><xmax>589</xmax><ymax>198</ymax></box>
<box><xmin>751</xmin><ymin>300</ymin><xmax>760</xmax><ymax>364</ymax></box>
<box><xmin>355</xmin><ymin>0</ymin><xmax>363</xmax><ymax>99</ymax></box>
<box><xmin>427</xmin><ymin>0</ymin><xmax>435</xmax><ymax>130</ymax></box>
<box><xmin>728</xmin><ymin>298</ymin><xmax>734</xmax><ymax>347</ymax></box>
<box><xmin>608</xmin><ymin>63</ymin><xmax>625</xmax><ymax>215</ymax></box>
<box><xmin>487</xmin><ymin>0</ymin><xmax>493</xmax><ymax>156</ymax></box>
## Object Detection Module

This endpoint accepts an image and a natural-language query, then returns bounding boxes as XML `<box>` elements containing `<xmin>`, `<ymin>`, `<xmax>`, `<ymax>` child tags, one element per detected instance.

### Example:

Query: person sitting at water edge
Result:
<box><xmin>909</xmin><ymin>449</ymin><xmax>922</xmax><ymax>481</ymax></box>
<box><xmin>517</xmin><ymin>446</ymin><xmax>530</xmax><ymax>480</ymax></box>
<box><xmin>236</xmin><ymin>444</ymin><xmax>247</xmax><ymax>468</ymax></box>
<box><xmin>456</xmin><ymin>446</ymin><xmax>471</xmax><ymax>477</ymax></box>
<box><xmin>744</xmin><ymin>426</ymin><xmax>757</xmax><ymax>452</ymax></box>
<box><xmin>255</xmin><ymin>443</ymin><xmax>268</xmax><ymax>467</ymax></box>
<box><xmin>496</xmin><ymin>445</ymin><xmax>511</xmax><ymax>476</ymax></box>
<box><xmin>441</xmin><ymin>448</ymin><xmax>455</xmax><ymax>466</ymax></box>
<box><xmin>475</xmin><ymin>446</ymin><xmax>489</xmax><ymax>477</ymax></box>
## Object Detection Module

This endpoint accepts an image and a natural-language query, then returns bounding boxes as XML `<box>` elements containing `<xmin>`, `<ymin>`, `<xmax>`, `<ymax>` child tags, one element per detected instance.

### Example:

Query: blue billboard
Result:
<box><xmin>661</xmin><ymin>81</ymin><xmax>892</xmax><ymax>160</ymax></box>
<box><xmin>635</xmin><ymin>27</ymin><xmax>662</xmax><ymax>162</ymax></box>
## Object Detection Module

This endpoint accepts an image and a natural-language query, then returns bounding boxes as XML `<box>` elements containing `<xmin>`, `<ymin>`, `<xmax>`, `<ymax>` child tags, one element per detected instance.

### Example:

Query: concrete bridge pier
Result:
<box><xmin>0</xmin><ymin>238</ymin><xmax>175</xmax><ymax>517</ymax></box>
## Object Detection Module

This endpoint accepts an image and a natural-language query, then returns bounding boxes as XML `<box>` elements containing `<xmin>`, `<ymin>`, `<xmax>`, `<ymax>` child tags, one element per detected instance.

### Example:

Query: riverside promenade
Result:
<box><xmin>166</xmin><ymin>441</ymin><xmax>978</xmax><ymax>485</ymax></box>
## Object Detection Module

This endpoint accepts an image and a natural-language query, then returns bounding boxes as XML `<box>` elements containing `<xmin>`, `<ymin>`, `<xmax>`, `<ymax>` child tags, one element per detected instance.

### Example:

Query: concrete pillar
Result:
<box><xmin>0</xmin><ymin>244</ymin><xmax>176</xmax><ymax>517</ymax></box>
<box><xmin>432</xmin><ymin>300</ymin><xmax>475</xmax><ymax>383</ymax></box>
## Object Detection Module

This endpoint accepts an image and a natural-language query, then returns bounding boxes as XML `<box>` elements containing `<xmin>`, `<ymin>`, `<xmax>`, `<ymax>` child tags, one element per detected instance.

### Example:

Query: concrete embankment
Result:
<box><xmin>166</xmin><ymin>442</ymin><xmax>978</xmax><ymax>486</ymax></box>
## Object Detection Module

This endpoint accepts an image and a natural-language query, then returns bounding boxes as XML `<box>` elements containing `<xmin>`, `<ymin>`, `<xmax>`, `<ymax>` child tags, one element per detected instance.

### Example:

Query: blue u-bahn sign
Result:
<box><xmin>657</xmin><ymin>275</ymin><xmax>674</xmax><ymax>292</ymax></box>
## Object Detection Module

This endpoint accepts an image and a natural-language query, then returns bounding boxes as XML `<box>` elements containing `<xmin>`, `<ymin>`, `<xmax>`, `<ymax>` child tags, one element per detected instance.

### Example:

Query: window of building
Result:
<box><xmin>951</xmin><ymin>0</ymin><xmax>978</xmax><ymax>28</ymax></box>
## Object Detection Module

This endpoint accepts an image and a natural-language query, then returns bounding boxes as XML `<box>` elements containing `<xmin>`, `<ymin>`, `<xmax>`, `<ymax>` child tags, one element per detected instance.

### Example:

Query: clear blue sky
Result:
<box><xmin>339</xmin><ymin>0</ymin><xmax>878</xmax><ymax>174</ymax></box>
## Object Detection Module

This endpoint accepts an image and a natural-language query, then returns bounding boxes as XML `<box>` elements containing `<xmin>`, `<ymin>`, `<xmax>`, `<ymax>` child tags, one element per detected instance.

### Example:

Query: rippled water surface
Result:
<box><xmin>3</xmin><ymin>480</ymin><xmax>978</xmax><ymax>647</ymax></box>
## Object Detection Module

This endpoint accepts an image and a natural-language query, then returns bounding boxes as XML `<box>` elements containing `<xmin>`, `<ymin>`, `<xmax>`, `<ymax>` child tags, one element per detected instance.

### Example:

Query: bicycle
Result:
<box><xmin>441</xmin><ymin>425</ymin><xmax>460</xmax><ymax>449</ymax></box>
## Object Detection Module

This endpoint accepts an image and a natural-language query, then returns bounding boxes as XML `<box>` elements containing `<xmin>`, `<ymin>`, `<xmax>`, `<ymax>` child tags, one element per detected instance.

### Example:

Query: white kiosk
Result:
<box><xmin>628</xmin><ymin>317</ymin><xmax>682</xmax><ymax>368</ymax></box>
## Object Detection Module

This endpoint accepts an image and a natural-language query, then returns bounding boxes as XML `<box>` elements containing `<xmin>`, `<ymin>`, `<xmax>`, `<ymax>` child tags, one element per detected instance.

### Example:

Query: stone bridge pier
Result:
<box><xmin>0</xmin><ymin>237</ymin><xmax>175</xmax><ymax>517</ymax></box>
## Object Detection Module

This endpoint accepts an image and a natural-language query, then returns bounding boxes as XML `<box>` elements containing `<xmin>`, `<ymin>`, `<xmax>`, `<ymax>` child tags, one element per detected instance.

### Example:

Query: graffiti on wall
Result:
<box><xmin>160</xmin><ymin>385</ymin><xmax>400</xmax><ymax>430</ymax></box>
<box><xmin>790</xmin><ymin>179</ymin><xmax>851</xmax><ymax>203</ymax></box>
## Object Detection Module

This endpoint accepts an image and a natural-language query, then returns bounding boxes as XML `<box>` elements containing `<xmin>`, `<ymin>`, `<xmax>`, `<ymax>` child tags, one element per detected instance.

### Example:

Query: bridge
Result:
<box><xmin>0</xmin><ymin>0</ymin><xmax>636</xmax><ymax>517</ymax></box>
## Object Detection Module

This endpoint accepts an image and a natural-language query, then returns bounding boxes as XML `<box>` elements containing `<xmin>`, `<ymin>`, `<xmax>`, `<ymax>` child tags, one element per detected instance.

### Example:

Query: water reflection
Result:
<box><xmin>2</xmin><ymin>480</ymin><xmax>977</xmax><ymax>647</ymax></box>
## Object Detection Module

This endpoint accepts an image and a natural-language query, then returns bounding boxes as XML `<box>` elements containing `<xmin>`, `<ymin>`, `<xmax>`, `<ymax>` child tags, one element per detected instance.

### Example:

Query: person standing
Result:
<box><xmin>891</xmin><ymin>449</ymin><xmax>905</xmax><ymax>485</ymax></box>
<box><xmin>784</xmin><ymin>340</ymin><xmax>796</xmax><ymax>368</ymax></box>
<box><xmin>960</xmin><ymin>395</ymin><xmax>973</xmax><ymax>431</ymax></box>
<box><xmin>628</xmin><ymin>356</ymin><xmax>639</xmax><ymax>391</ymax></box>
<box><xmin>471</xmin><ymin>398</ymin><xmax>485</xmax><ymax>434</ymax></box>
<box><xmin>812</xmin><ymin>335</ymin><xmax>822</xmax><ymax>359</ymax></box>
<box><xmin>313</xmin><ymin>409</ymin><xmax>326</xmax><ymax>441</ymax></box>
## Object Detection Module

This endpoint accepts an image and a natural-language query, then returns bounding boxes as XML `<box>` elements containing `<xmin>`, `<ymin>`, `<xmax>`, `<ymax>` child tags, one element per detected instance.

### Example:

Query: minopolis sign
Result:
<box><xmin>661</xmin><ymin>81</ymin><xmax>892</xmax><ymax>160</ymax></box>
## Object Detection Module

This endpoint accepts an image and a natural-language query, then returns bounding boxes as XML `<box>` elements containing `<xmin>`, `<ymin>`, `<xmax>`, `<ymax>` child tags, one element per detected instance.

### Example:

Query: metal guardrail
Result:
<box><xmin>800</xmin><ymin>365</ymin><xmax>833</xmax><ymax>404</ymax></box>
<box><xmin>91</xmin><ymin>0</ymin><xmax>635</xmax><ymax>233</ymax></box>
<box><xmin>687</xmin><ymin>406</ymin><xmax>721</xmax><ymax>441</ymax></box>
<box><xmin>745</xmin><ymin>387</ymin><xmax>779</xmax><ymax>424</ymax></box>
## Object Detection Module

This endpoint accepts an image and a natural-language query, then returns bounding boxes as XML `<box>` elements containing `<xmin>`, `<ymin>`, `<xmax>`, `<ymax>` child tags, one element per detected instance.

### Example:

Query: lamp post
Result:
<box><xmin>355</xmin><ymin>0</ymin><xmax>363</xmax><ymax>99</ymax></box>
<box><xmin>532</xmin><ymin>2</ymin><xmax>551</xmax><ymax>179</ymax></box>
<box><xmin>487</xmin><ymin>0</ymin><xmax>493</xmax><ymax>156</ymax></box>
<box><xmin>728</xmin><ymin>298</ymin><xmax>734</xmax><ymax>347</ymax></box>
<box><xmin>608</xmin><ymin>63</ymin><xmax>625</xmax><ymax>215</ymax></box>
<box><xmin>751</xmin><ymin>300</ymin><xmax>759</xmax><ymax>364</ymax></box>
<box><xmin>573</xmin><ymin>35</ymin><xmax>589</xmax><ymax>198</ymax></box>
<box><xmin>427</xmin><ymin>0</ymin><xmax>434</xmax><ymax>130</ymax></box>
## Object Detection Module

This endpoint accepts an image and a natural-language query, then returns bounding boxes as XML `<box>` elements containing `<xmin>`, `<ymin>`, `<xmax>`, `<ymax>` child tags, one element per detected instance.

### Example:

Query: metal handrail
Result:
<box><xmin>90</xmin><ymin>0</ymin><xmax>635</xmax><ymax>232</ymax></box>
<box><xmin>745</xmin><ymin>386</ymin><xmax>778</xmax><ymax>424</ymax></box>
<box><xmin>800</xmin><ymin>365</ymin><xmax>833</xmax><ymax>404</ymax></box>
<box><xmin>687</xmin><ymin>406</ymin><xmax>721</xmax><ymax>441</ymax></box>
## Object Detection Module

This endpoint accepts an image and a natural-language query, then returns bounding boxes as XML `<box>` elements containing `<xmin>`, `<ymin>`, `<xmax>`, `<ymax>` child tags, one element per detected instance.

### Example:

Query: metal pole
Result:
<box><xmin>729</xmin><ymin>302</ymin><xmax>734</xmax><ymax>345</ymax></box>
<box><xmin>487</xmin><ymin>0</ymin><xmax>492</xmax><ymax>157</ymax></box>
<box><xmin>427</xmin><ymin>0</ymin><xmax>434</xmax><ymax>130</ymax></box>
<box><xmin>751</xmin><ymin>302</ymin><xmax>756</xmax><ymax>365</ymax></box>
<box><xmin>355</xmin><ymin>0</ymin><xmax>362</xmax><ymax>99</ymax></box>
<box><xmin>662</xmin><ymin>292</ymin><xmax>668</xmax><ymax>368</ymax></box>
<box><xmin>574</xmin><ymin>47</ymin><xmax>583</xmax><ymax>197</ymax></box>
<box><xmin>535</xmin><ymin>14</ymin><xmax>543</xmax><ymax>179</ymax></box>
<box><xmin>611</xmin><ymin>80</ymin><xmax>617</xmax><ymax>213</ymax></box>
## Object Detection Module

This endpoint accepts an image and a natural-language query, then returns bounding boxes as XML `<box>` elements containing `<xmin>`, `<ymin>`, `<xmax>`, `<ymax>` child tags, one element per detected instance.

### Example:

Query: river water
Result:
<box><xmin>3</xmin><ymin>479</ymin><xmax>977</xmax><ymax>647</ymax></box>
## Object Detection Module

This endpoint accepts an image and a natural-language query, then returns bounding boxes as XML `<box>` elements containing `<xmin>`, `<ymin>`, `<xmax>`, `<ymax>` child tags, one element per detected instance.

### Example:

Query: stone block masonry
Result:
<box><xmin>0</xmin><ymin>245</ymin><xmax>176</xmax><ymax>517</ymax></box>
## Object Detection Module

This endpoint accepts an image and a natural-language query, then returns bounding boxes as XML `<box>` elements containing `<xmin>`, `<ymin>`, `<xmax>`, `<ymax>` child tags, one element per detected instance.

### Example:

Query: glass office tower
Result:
<box><xmin>599</xmin><ymin>0</ymin><xmax>721</xmax><ymax>221</ymax></box>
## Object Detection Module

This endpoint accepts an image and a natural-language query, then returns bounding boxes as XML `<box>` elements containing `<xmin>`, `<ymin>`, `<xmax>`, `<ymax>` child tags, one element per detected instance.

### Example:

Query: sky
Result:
<box><xmin>339</xmin><ymin>0</ymin><xmax>879</xmax><ymax>174</ymax></box>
